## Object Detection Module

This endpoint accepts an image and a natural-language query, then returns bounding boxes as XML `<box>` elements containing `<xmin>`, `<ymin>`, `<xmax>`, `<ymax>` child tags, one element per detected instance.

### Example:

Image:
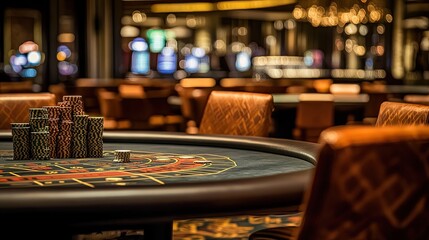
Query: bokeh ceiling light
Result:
<box><xmin>151</xmin><ymin>0</ymin><xmax>296</xmax><ymax>13</ymax></box>
<box><xmin>152</xmin><ymin>2</ymin><xmax>214</xmax><ymax>13</ymax></box>
<box><xmin>292</xmin><ymin>0</ymin><xmax>392</xmax><ymax>27</ymax></box>
<box><xmin>217</xmin><ymin>0</ymin><xmax>296</xmax><ymax>11</ymax></box>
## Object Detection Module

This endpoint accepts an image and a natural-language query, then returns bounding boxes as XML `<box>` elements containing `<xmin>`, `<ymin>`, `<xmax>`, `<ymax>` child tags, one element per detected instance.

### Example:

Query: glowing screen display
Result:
<box><xmin>235</xmin><ymin>51</ymin><xmax>251</xmax><ymax>72</ymax></box>
<box><xmin>130</xmin><ymin>37</ymin><xmax>150</xmax><ymax>75</ymax></box>
<box><xmin>184</xmin><ymin>47</ymin><xmax>209</xmax><ymax>73</ymax></box>
<box><xmin>157</xmin><ymin>47</ymin><xmax>177</xmax><ymax>74</ymax></box>
<box><xmin>147</xmin><ymin>29</ymin><xmax>165</xmax><ymax>53</ymax></box>
<box><xmin>184</xmin><ymin>55</ymin><xmax>199</xmax><ymax>73</ymax></box>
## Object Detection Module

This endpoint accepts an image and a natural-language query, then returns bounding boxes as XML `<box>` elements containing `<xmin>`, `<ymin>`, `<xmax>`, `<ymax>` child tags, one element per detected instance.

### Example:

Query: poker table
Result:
<box><xmin>0</xmin><ymin>131</ymin><xmax>319</xmax><ymax>239</ymax></box>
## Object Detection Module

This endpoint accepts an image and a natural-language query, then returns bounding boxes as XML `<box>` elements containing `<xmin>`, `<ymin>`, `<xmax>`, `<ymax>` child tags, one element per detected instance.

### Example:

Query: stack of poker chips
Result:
<box><xmin>10</xmin><ymin>94</ymin><xmax>104</xmax><ymax>161</ymax></box>
<box><xmin>113</xmin><ymin>150</ymin><xmax>131</xmax><ymax>163</ymax></box>
<box><xmin>62</xmin><ymin>95</ymin><xmax>85</xmax><ymax>116</ymax></box>
<box><xmin>29</xmin><ymin>108</ymin><xmax>50</xmax><ymax>160</ymax></box>
<box><xmin>57</xmin><ymin>95</ymin><xmax>84</xmax><ymax>159</ymax></box>
<box><xmin>31</xmin><ymin>132</ymin><xmax>50</xmax><ymax>160</ymax></box>
<box><xmin>87</xmin><ymin>117</ymin><xmax>104</xmax><ymax>158</ymax></box>
<box><xmin>56</xmin><ymin>120</ymin><xmax>73</xmax><ymax>158</ymax></box>
<box><xmin>72</xmin><ymin>115</ymin><xmax>89</xmax><ymax>158</ymax></box>
<box><xmin>11</xmin><ymin>123</ymin><xmax>31</xmax><ymax>160</ymax></box>
<box><xmin>43</xmin><ymin>106</ymin><xmax>62</xmax><ymax>158</ymax></box>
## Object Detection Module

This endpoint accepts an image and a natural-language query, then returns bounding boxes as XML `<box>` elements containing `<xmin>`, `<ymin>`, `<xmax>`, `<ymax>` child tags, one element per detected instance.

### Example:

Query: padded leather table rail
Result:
<box><xmin>0</xmin><ymin>131</ymin><xmax>319</xmax><ymax>239</ymax></box>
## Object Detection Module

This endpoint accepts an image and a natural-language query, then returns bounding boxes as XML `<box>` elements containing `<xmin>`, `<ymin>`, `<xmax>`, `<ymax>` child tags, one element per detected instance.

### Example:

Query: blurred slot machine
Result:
<box><xmin>130</xmin><ymin>37</ymin><xmax>150</xmax><ymax>75</ymax></box>
<box><xmin>184</xmin><ymin>47</ymin><xmax>209</xmax><ymax>74</ymax></box>
<box><xmin>157</xmin><ymin>47</ymin><xmax>177</xmax><ymax>75</ymax></box>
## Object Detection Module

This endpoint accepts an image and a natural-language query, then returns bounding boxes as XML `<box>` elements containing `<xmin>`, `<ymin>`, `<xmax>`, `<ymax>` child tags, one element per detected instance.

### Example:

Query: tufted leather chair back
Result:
<box><xmin>0</xmin><ymin>93</ymin><xmax>56</xmax><ymax>129</ymax></box>
<box><xmin>296</xmin><ymin>125</ymin><xmax>429</xmax><ymax>240</ymax></box>
<box><xmin>199</xmin><ymin>91</ymin><xmax>274</xmax><ymax>137</ymax></box>
<box><xmin>375</xmin><ymin>101</ymin><xmax>429</xmax><ymax>126</ymax></box>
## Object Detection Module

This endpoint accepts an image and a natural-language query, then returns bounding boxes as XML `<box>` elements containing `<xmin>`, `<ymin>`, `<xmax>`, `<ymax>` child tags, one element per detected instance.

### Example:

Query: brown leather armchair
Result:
<box><xmin>249</xmin><ymin>125</ymin><xmax>429</xmax><ymax>240</ymax></box>
<box><xmin>294</xmin><ymin>93</ymin><xmax>335</xmax><ymax>142</ymax></box>
<box><xmin>0</xmin><ymin>93</ymin><xmax>56</xmax><ymax>129</ymax></box>
<box><xmin>199</xmin><ymin>91</ymin><xmax>274</xmax><ymax>137</ymax></box>
<box><xmin>375</xmin><ymin>101</ymin><xmax>429</xmax><ymax>126</ymax></box>
<box><xmin>175</xmin><ymin>78</ymin><xmax>216</xmax><ymax>134</ymax></box>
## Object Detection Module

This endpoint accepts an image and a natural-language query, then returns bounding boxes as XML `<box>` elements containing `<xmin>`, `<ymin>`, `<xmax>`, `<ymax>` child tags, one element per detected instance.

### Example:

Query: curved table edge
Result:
<box><xmin>0</xmin><ymin>130</ymin><xmax>318</xmax><ymax>234</ymax></box>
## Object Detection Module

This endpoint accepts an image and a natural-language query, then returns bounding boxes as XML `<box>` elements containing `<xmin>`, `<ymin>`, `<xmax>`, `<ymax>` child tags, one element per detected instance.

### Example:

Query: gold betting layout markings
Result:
<box><xmin>0</xmin><ymin>150</ymin><xmax>237</xmax><ymax>188</ymax></box>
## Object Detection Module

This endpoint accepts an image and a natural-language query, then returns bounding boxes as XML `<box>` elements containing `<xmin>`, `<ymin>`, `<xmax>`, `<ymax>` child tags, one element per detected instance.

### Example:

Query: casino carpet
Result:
<box><xmin>75</xmin><ymin>214</ymin><xmax>301</xmax><ymax>240</ymax></box>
